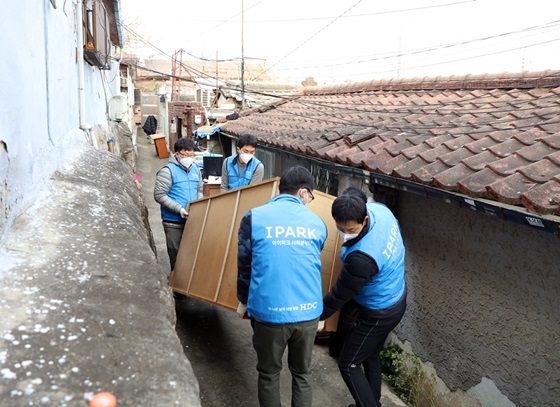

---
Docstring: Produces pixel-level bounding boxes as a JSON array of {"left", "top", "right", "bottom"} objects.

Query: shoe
[{"left": 173, "top": 291, "right": 188, "bottom": 301}]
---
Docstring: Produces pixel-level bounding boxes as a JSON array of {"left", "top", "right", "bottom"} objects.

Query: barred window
[
  {"left": 259, "top": 151, "right": 339, "bottom": 196},
  {"left": 309, "top": 165, "right": 339, "bottom": 196}
]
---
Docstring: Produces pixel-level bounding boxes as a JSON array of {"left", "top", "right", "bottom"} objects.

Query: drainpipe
[
  {"left": 43, "top": 0, "right": 53, "bottom": 145},
  {"left": 76, "top": 0, "right": 96, "bottom": 146}
]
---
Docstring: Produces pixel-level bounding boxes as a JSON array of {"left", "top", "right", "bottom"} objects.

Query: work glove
[
  {"left": 317, "top": 320, "right": 325, "bottom": 332},
  {"left": 236, "top": 302, "right": 248, "bottom": 319},
  {"left": 180, "top": 208, "right": 189, "bottom": 219}
]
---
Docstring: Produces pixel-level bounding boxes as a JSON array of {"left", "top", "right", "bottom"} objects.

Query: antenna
[{"left": 241, "top": 0, "right": 245, "bottom": 109}]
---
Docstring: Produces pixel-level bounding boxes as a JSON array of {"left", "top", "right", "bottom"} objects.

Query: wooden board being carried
[{"left": 169, "top": 177, "right": 342, "bottom": 331}]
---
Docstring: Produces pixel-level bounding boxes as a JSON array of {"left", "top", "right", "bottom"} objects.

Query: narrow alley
[{"left": 135, "top": 133, "right": 406, "bottom": 407}]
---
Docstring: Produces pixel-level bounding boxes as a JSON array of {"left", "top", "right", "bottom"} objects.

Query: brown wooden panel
[
  {"left": 306, "top": 190, "right": 343, "bottom": 331},
  {"left": 170, "top": 178, "right": 279, "bottom": 306},
  {"left": 168, "top": 199, "right": 209, "bottom": 295},
  {"left": 187, "top": 192, "right": 239, "bottom": 302},
  {"left": 216, "top": 180, "right": 280, "bottom": 309},
  {"left": 203, "top": 184, "right": 221, "bottom": 197},
  {"left": 170, "top": 178, "right": 344, "bottom": 331}
]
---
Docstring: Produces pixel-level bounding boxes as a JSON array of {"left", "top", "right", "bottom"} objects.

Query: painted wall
[
  {"left": 395, "top": 193, "right": 559, "bottom": 407},
  {"left": 0, "top": 1, "right": 121, "bottom": 237}
]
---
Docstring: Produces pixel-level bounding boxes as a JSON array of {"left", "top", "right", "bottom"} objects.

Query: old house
[
  {"left": 219, "top": 70, "right": 560, "bottom": 407},
  {"left": 1, "top": 0, "right": 141, "bottom": 235}
]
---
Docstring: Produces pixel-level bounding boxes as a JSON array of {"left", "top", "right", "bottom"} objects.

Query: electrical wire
[
  {"left": 117, "top": 0, "right": 559, "bottom": 82},
  {"left": 113, "top": 4, "right": 560, "bottom": 133},
  {"left": 119, "top": 7, "right": 559, "bottom": 88},
  {"left": 123, "top": 56, "right": 560, "bottom": 124},
  {"left": 274, "top": 21, "right": 560, "bottom": 70},
  {"left": 340, "top": 37, "right": 560, "bottom": 79},
  {"left": 247, "top": 0, "right": 366, "bottom": 82}
]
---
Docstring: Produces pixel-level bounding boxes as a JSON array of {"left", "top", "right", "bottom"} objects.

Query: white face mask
[
  {"left": 179, "top": 157, "right": 193, "bottom": 168},
  {"left": 338, "top": 230, "right": 359, "bottom": 243},
  {"left": 239, "top": 153, "right": 253, "bottom": 164}
]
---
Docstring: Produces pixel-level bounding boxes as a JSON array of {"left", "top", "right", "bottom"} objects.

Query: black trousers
[{"left": 337, "top": 292, "right": 407, "bottom": 407}]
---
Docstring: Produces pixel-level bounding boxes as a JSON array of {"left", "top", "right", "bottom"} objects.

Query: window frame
[{"left": 82, "top": 0, "right": 111, "bottom": 69}]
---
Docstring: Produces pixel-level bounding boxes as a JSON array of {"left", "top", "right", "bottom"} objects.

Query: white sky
[{"left": 119, "top": 0, "right": 560, "bottom": 84}]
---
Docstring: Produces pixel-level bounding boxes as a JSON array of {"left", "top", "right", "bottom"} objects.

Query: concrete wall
[
  {"left": 264, "top": 148, "right": 558, "bottom": 406},
  {"left": 0, "top": 1, "right": 121, "bottom": 237},
  {"left": 0, "top": 147, "right": 201, "bottom": 405},
  {"left": 395, "top": 193, "right": 559, "bottom": 407}
]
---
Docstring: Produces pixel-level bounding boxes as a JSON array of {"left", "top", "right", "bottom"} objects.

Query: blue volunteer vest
[
  {"left": 341, "top": 203, "right": 405, "bottom": 310},
  {"left": 248, "top": 194, "right": 327, "bottom": 323},
  {"left": 160, "top": 162, "right": 200, "bottom": 223},
  {"left": 226, "top": 155, "right": 262, "bottom": 190}
]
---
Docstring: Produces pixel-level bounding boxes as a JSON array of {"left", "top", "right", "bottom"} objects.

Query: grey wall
[{"left": 395, "top": 193, "right": 559, "bottom": 407}]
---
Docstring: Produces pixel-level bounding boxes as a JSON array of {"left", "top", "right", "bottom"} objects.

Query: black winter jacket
[{"left": 142, "top": 115, "right": 158, "bottom": 136}]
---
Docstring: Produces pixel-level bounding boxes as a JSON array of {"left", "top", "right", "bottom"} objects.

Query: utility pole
[
  {"left": 171, "top": 51, "right": 176, "bottom": 101},
  {"left": 215, "top": 49, "right": 219, "bottom": 106},
  {"left": 178, "top": 49, "right": 183, "bottom": 100},
  {"left": 241, "top": 0, "right": 245, "bottom": 110}
]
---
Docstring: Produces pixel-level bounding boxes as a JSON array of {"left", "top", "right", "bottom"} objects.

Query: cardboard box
[{"left": 169, "top": 178, "right": 342, "bottom": 331}]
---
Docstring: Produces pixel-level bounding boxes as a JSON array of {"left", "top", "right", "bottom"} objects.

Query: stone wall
[
  {"left": 0, "top": 147, "right": 201, "bottom": 406},
  {"left": 395, "top": 193, "right": 559, "bottom": 406}
]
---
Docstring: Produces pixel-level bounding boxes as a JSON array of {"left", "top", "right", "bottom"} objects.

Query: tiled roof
[{"left": 220, "top": 71, "right": 560, "bottom": 217}]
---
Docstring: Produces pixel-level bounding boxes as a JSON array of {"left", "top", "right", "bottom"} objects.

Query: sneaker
[{"left": 173, "top": 292, "right": 188, "bottom": 301}]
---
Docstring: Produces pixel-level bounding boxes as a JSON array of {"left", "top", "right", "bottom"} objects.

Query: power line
[
  {"left": 247, "top": 0, "right": 366, "bottom": 82},
  {"left": 340, "top": 37, "right": 560, "bottom": 79},
  {"left": 120, "top": 7, "right": 559, "bottom": 85},
  {"left": 132, "top": 62, "right": 560, "bottom": 123},
  {"left": 179, "top": 0, "right": 475, "bottom": 23},
  {"left": 274, "top": 20, "right": 560, "bottom": 70},
  {"left": 117, "top": 5, "right": 560, "bottom": 127}
]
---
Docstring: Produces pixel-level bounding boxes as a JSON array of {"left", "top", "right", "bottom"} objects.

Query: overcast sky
[{"left": 119, "top": 0, "right": 560, "bottom": 84}]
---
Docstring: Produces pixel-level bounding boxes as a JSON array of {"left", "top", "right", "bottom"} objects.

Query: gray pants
[
  {"left": 251, "top": 318, "right": 319, "bottom": 407},
  {"left": 162, "top": 221, "right": 185, "bottom": 272}
]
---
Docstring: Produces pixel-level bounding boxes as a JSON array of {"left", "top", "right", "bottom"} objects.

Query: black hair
[
  {"left": 174, "top": 137, "right": 196, "bottom": 152},
  {"left": 237, "top": 134, "right": 257, "bottom": 149},
  {"left": 331, "top": 195, "right": 367, "bottom": 223},
  {"left": 279, "top": 166, "right": 314, "bottom": 195},
  {"left": 341, "top": 186, "right": 367, "bottom": 204}
]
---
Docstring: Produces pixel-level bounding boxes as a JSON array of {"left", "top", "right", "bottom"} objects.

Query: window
[
  {"left": 82, "top": 0, "right": 111, "bottom": 69},
  {"left": 196, "top": 89, "right": 217, "bottom": 107}
]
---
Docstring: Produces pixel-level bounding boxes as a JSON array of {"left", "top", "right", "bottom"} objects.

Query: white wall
[{"left": 0, "top": 0, "right": 121, "bottom": 236}]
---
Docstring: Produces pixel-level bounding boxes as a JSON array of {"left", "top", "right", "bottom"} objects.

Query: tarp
[{"left": 193, "top": 125, "right": 220, "bottom": 139}]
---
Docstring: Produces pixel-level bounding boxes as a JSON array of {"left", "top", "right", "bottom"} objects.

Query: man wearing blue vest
[
  {"left": 154, "top": 138, "right": 203, "bottom": 274},
  {"left": 321, "top": 189, "right": 407, "bottom": 407},
  {"left": 220, "top": 134, "right": 264, "bottom": 192},
  {"left": 237, "top": 166, "right": 327, "bottom": 407}
]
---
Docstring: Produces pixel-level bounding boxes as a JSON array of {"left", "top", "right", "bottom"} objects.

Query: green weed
[{"left": 380, "top": 343, "right": 428, "bottom": 406}]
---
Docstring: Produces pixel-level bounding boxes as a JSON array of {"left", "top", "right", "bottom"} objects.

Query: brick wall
[{"left": 167, "top": 102, "right": 206, "bottom": 151}]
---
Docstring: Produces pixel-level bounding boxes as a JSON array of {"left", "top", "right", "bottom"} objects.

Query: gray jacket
[{"left": 154, "top": 154, "right": 203, "bottom": 217}]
